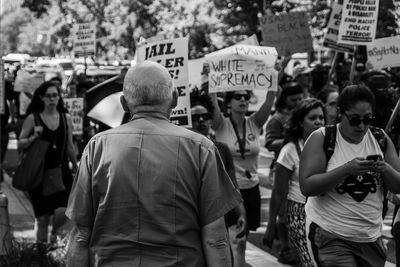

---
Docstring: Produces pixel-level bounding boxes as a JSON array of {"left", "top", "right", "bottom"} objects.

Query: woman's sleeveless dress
[{"left": 28, "top": 112, "right": 73, "bottom": 218}]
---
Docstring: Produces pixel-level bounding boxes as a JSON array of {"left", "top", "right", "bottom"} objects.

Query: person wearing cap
[{"left": 292, "top": 64, "right": 314, "bottom": 98}]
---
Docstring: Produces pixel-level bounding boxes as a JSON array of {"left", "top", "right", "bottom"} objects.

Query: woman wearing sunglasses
[
  {"left": 190, "top": 91, "right": 247, "bottom": 266},
  {"left": 211, "top": 89, "right": 276, "bottom": 266},
  {"left": 299, "top": 85, "right": 400, "bottom": 267}
]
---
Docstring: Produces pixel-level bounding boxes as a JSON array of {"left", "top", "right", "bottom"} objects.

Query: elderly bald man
[{"left": 66, "top": 61, "right": 242, "bottom": 267}]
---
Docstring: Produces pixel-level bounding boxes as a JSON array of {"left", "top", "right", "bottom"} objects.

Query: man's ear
[
  {"left": 120, "top": 95, "right": 130, "bottom": 112},
  {"left": 170, "top": 90, "right": 178, "bottom": 109}
]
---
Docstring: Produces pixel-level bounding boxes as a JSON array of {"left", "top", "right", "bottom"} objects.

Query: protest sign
[
  {"left": 366, "top": 36, "right": 400, "bottom": 69},
  {"left": 0, "top": 62, "right": 4, "bottom": 114},
  {"left": 188, "top": 58, "right": 206, "bottom": 92},
  {"left": 323, "top": 2, "right": 354, "bottom": 53},
  {"left": 338, "top": 0, "right": 379, "bottom": 44},
  {"left": 13, "top": 70, "right": 44, "bottom": 94},
  {"left": 237, "top": 34, "right": 259, "bottom": 46},
  {"left": 206, "top": 44, "right": 278, "bottom": 93},
  {"left": 188, "top": 35, "right": 261, "bottom": 93},
  {"left": 73, "top": 22, "right": 96, "bottom": 56},
  {"left": 64, "top": 98, "right": 84, "bottom": 135},
  {"left": 259, "top": 12, "right": 313, "bottom": 56},
  {"left": 19, "top": 93, "right": 31, "bottom": 116},
  {"left": 137, "top": 37, "right": 191, "bottom": 127}
]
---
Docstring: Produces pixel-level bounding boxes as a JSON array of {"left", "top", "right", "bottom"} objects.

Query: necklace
[
  {"left": 49, "top": 129, "right": 57, "bottom": 150},
  {"left": 41, "top": 112, "right": 59, "bottom": 150}
]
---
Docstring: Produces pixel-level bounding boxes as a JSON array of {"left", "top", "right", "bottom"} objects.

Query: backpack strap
[
  {"left": 294, "top": 140, "right": 302, "bottom": 158},
  {"left": 33, "top": 113, "right": 41, "bottom": 128},
  {"left": 369, "top": 126, "right": 388, "bottom": 201},
  {"left": 59, "top": 112, "right": 67, "bottom": 164},
  {"left": 323, "top": 125, "right": 337, "bottom": 168},
  {"left": 369, "top": 126, "right": 387, "bottom": 154}
]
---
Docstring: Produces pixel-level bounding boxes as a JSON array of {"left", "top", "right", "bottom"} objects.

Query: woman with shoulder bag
[{"left": 18, "top": 81, "right": 78, "bottom": 245}]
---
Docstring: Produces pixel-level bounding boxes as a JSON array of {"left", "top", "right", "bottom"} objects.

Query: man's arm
[
  {"left": 201, "top": 216, "right": 232, "bottom": 267},
  {"left": 67, "top": 224, "right": 91, "bottom": 267}
]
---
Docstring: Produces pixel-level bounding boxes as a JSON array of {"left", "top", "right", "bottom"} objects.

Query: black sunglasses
[
  {"left": 192, "top": 113, "right": 212, "bottom": 122},
  {"left": 344, "top": 113, "right": 374, "bottom": 126},
  {"left": 232, "top": 94, "right": 251, "bottom": 101}
]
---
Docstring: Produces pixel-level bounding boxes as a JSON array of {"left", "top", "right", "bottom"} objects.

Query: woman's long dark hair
[
  {"left": 25, "top": 81, "right": 68, "bottom": 115},
  {"left": 284, "top": 98, "right": 324, "bottom": 143}
]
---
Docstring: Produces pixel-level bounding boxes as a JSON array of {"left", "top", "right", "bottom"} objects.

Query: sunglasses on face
[
  {"left": 192, "top": 113, "right": 211, "bottom": 122},
  {"left": 232, "top": 94, "right": 251, "bottom": 101},
  {"left": 344, "top": 113, "right": 374, "bottom": 126}
]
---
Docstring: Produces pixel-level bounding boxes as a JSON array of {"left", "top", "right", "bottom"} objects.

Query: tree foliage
[{"left": 3, "top": 0, "right": 399, "bottom": 59}]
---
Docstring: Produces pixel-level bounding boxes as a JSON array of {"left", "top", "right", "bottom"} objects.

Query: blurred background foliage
[{"left": 1, "top": 0, "right": 399, "bottom": 59}]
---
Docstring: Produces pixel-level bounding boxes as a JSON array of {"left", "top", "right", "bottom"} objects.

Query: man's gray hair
[{"left": 123, "top": 61, "right": 173, "bottom": 109}]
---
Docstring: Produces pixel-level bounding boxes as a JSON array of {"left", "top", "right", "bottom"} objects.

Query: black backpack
[{"left": 323, "top": 125, "right": 389, "bottom": 216}]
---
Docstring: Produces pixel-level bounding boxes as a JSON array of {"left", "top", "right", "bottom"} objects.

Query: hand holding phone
[{"left": 366, "top": 154, "right": 382, "bottom": 161}]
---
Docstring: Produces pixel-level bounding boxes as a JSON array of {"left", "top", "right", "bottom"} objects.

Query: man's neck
[{"left": 130, "top": 105, "right": 170, "bottom": 119}]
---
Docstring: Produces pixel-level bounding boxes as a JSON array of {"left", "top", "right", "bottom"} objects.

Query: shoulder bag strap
[{"left": 59, "top": 113, "right": 67, "bottom": 166}]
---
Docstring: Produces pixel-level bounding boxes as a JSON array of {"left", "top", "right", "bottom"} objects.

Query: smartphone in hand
[{"left": 366, "top": 154, "right": 382, "bottom": 161}]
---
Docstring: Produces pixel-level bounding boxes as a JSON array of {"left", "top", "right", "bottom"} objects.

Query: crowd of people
[{"left": 1, "top": 51, "right": 400, "bottom": 267}]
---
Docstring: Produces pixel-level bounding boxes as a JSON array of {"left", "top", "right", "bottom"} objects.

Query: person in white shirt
[
  {"left": 300, "top": 84, "right": 400, "bottom": 267},
  {"left": 264, "top": 98, "right": 324, "bottom": 267}
]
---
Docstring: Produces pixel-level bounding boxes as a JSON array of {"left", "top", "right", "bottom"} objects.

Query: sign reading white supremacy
[
  {"left": 338, "top": 0, "right": 379, "bottom": 44},
  {"left": 259, "top": 12, "right": 313, "bottom": 56},
  {"left": 323, "top": 2, "right": 354, "bottom": 53},
  {"left": 367, "top": 36, "right": 400, "bottom": 69},
  {"left": 188, "top": 34, "right": 260, "bottom": 93},
  {"left": 206, "top": 45, "right": 278, "bottom": 93},
  {"left": 137, "top": 37, "right": 191, "bottom": 127},
  {"left": 73, "top": 22, "right": 96, "bottom": 56},
  {"left": 64, "top": 98, "right": 84, "bottom": 135}
]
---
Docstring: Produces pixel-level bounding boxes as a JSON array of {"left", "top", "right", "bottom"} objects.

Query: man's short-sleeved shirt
[{"left": 66, "top": 112, "right": 242, "bottom": 267}]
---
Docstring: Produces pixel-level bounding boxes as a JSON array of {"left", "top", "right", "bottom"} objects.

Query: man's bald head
[{"left": 123, "top": 61, "right": 174, "bottom": 111}]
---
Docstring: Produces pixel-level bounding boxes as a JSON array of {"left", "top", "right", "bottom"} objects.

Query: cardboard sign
[
  {"left": 19, "top": 92, "right": 31, "bottom": 116},
  {"left": 338, "top": 0, "right": 379, "bottom": 44},
  {"left": 137, "top": 37, "right": 191, "bottom": 127},
  {"left": 188, "top": 58, "right": 206, "bottom": 92},
  {"left": 188, "top": 35, "right": 260, "bottom": 93},
  {"left": 237, "top": 34, "right": 259, "bottom": 46},
  {"left": 323, "top": 3, "right": 354, "bottom": 53},
  {"left": 367, "top": 36, "right": 400, "bottom": 69},
  {"left": 64, "top": 98, "right": 84, "bottom": 135},
  {"left": 14, "top": 69, "right": 44, "bottom": 93},
  {"left": 206, "top": 45, "right": 278, "bottom": 93},
  {"left": 259, "top": 12, "right": 313, "bottom": 56},
  {"left": 73, "top": 22, "right": 96, "bottom": 56}
]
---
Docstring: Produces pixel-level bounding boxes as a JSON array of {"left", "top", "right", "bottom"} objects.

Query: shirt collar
[{"left": 131, "top": 111, "right": 170, "bottom": 122}]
